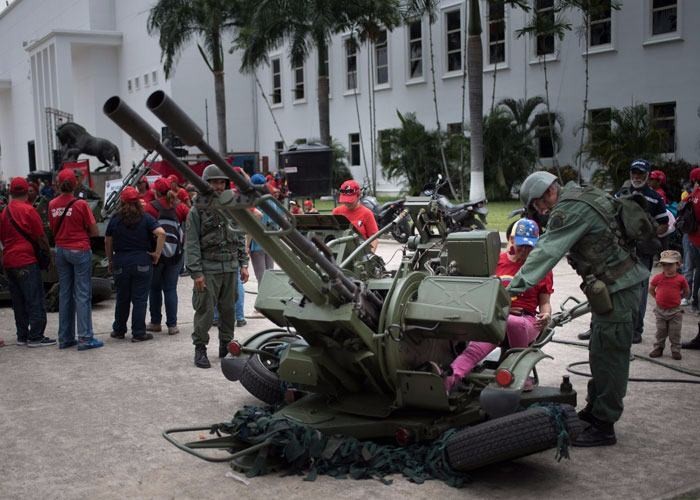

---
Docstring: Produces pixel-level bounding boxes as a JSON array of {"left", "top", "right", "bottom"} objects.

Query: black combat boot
[
  {"left": 577, "top": 329, "right": 591, "bottom": 341},
  {"left": 194, "top": 345, "right": 211, "bottom": 369},
  {"left": 219, "top": 342, "right": 229, "bottom": 359},
  {"left": 682, "top": 327, "right": 700, "bottom": 350},
  {"left": 572, "top": 418, "right": 616, "bottom": 447},
  {"left": 577, "top": 404, "right": 594, "bottom": 425}
]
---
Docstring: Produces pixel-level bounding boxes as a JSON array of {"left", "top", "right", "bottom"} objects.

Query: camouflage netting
[{"left": 210, "top": 406, "right": 470, "bottom": 488}]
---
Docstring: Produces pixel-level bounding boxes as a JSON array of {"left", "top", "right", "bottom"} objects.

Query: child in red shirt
[{"left": 649, "top": 250, "right": 689, "bottom": 360}]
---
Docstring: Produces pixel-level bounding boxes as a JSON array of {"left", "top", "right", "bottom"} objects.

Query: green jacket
[
  {"left": 508, "top": 183, "right": 649, "bottom": 296},
  {"left": 185, "top": 205, "right": 248, "bottom": 278}
]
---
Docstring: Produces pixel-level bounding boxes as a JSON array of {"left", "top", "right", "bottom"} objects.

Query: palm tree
[
  {"left": 516, "top": 1, "right": 571, "bottom": 182},
  {"left": 148, "top": 0, "right": 243, "bottom": 155},
  {"left": 238, "top": 0, "right": 400, "bottom": 153}
]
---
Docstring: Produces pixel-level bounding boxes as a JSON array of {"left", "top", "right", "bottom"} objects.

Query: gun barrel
[
  {"left": 145, "top": 91, "right": 369, "bottom": 311},
  {"left": 103, "top": 96, "right": 211, "bottom": 194}
]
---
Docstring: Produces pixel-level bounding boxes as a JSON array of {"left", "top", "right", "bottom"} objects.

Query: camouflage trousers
[
  {"left": 191, "top": 271, "right": 238, "bottom": 347},
  {"left": 587, "top": 285, "right": 641, "bottom": 424}
]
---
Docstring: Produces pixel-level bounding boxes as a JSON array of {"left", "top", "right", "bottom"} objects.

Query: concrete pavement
[{"left": 1, "top": 239, "right": 699, "bottom": 499}]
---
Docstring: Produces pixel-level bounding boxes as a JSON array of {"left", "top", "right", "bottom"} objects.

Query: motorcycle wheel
[
  {"left": 445, "top": 404, "right": 582, "bottom": 471},
  {"left": 391, "top": 218, "right": 412, "bottom": 244},
  {"left": 239, "top": 335, "right": 304, "bottom": 405}
]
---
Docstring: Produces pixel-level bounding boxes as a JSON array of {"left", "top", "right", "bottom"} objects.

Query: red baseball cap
[
  {"left": 690, "top": 168, "right": 700, "bottom": 183},
  {"left": 154, "top": 177, "right": 171, "bottom": 195},
  {"left": 303, "top": 199, "right": 313, "bottom": 208},
  {"left": 57, "top": 168, "right": 78, "bottom": 187},
  {"left": 120, "top": 186, "right": 140, "bottom": 203},
  {"left": 339, "top": 180, "right": 361, "bottom": 203},
  {"left": 9, "top": 177, "right": 29, "bottom": 195},
  {"left": 167, "top": 174, "right": 179, "bottom": 185}
]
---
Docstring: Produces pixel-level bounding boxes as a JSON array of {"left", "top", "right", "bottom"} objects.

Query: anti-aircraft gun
[{"left": 104, "top": 92, "right": 586, "bottom": 474}]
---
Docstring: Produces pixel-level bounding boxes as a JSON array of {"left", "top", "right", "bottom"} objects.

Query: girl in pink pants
[{"left": 445, "top": 218, "right": 553, "bottom": 391}]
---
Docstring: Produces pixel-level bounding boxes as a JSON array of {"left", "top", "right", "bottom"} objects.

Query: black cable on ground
[{"left": 552, "top": 338, "right": 700, "bottom": 384}]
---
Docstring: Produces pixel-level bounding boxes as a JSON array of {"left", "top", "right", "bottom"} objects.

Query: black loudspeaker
[
  {"left": 281, "top": 143, "right": 333, "bottom": 197},
  {"left": 27, "top": 141, "right": 36, "bottom": 172}
]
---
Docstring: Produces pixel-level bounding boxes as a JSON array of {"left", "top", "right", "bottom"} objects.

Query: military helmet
[
  {"left": 519, "top": 171, "right": 557, "bottom": 207},
  {"left": 202, "top": 164, "right": 228, "bottom": 182}
]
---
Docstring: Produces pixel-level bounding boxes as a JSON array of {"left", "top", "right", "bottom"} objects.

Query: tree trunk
[
  {"left": 214, "top": 70, "right": 228, "bottom": 155},
  {"left": 578, "top": 12, "right": 590, "bottom": 184},
  {"left": 542, "top": 59, "right": 562, "bottom": 182},
  {"left": 317, "top": 42, "right": 331, "bottom": 147},
  {"left": 467, "top": 0, "right": 486, "bottom": 201}
]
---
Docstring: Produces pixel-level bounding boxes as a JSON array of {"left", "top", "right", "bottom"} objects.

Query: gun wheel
[
  {"left": 239, "top": 336, "right": 300, "bottom": 405},
  {"left": 445, "top": 404, "right": 583, "bottom": 472}
]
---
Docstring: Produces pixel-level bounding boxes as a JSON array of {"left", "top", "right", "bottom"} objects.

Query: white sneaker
[{"left": 681, "top": 298, "right": 689, "bottom": 306}]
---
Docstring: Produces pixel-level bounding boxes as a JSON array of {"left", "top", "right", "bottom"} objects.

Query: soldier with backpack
[
  {"left": 510, "top": 171, "right": 652, "bottom": 447},
  {"left": 144, "top": 177, "right": 189, "bottom": 336}
]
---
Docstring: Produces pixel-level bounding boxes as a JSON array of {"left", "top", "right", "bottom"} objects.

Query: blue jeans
[
  {"left": 682, "top": 234, "right": 695, "bottom": 294},
  {"left": 113, "top": 263, "right": 153, "bottom": 337},
  {"left": 634, "top": 253, "right": 654, "bottom": 338},
  {"left": 56, "top": 247, "right": 94, "bottom": 344},
  {"left": 235, "top": 270, "right": 244, "bottom": 321},
  {"left": 5, "top": 264, "right": 46, "bottom": 342},
  {"left": 149, "top": 256, "right": 182, "bottom": 327}
]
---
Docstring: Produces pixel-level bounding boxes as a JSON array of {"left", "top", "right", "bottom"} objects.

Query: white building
[{"left": 1, "top": 0, "right": 698, "bottom": 195}]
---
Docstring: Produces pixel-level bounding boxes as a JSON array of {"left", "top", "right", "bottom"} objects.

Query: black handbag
[{"left": 5, "top": 206, "right": 51, "bottom": 270}]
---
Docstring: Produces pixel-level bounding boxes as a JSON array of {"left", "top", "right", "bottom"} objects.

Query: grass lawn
[{"left": 310, "top": 198, "right": 522, "bottom": 232}]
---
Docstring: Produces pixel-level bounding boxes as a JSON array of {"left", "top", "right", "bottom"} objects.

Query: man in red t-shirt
[
  {"left": 0, "top": 177, "right": 54, "bottom": 347},
  {"left": 332, "top": 179, "right": 379, "bottom": 251},
  {"left": 446, "top": 218, "right": 553, "bottom": 391}
]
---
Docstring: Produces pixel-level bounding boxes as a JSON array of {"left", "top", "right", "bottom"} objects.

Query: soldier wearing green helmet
[
  {"left": 508, "top": 171, "right": 649, "bottom": 447},
  {"left": 185, "top": 164, "right": 249, "bottom": 369}
]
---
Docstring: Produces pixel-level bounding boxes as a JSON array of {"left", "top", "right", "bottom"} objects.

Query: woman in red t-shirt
[
  {"left": 48, "top": 169, "right": 101, "bottom": 350},
  {"left": 445, "top": 218, "right": 553, "bottom": 391}
]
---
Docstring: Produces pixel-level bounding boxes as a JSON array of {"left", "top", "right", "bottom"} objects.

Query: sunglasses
[{"left": 340, "top": 187, "right": 359, "bottom": 195}]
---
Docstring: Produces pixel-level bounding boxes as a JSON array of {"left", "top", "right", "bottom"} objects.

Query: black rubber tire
[
  {"left": 391, "top": 219, "right": 412, "bottom": 244},
  {"left": 239, "top": 336, "right": 300, "bottom": 405},
  {"left": 91, "top": 277, "right": 113, "bottom": 304},
  {"left": 445, "top": 404, "right": 583, "bottom": 472}
]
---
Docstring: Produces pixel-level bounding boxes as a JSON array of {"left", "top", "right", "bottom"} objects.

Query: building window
[
  {"left": 134, "top": 76, "right": 140, "bottom": 91},
  {"left": 408, "top": 20, "right": 423, "bottom": 79},
  {"left": 589, "top": 2, "right": 612, "bottom": 46},
  {"left": 375, "top": 30, "right": 389, "bottom": 86},
  {"left": 445, "top": 10, "right": 462, "bottom": 72},
  {"left": 345, "top": 39, "right": 358, "bottom": 91},
  {"left": 488, "top": 2, "right": 506, "bottom": 64},
  {"left": 651, "top": 102, "right": 676, "bottom": 153},
  {"left": 293, "top": 62, "right": 305, "bottom": 101},
  {"left": 535, "top": 113, "right": 556, "bottom": 158},
  {"left": 271, "top": 57, "right": 282, "bottom": 104},
  {"left": 535, "top": 0, "right": 555, "bottom": 56},
  {"left": 588, "top": 107, "right": 612, "bottom": 142},
  {"left": 144, "top": 73, "right": 150, "bottom": 87},
  {"left": 652, "top": 0, "right": 677, "bottom": 35},
  {"left": 378, "top": 129, "right": 392, "bottom": 166},
  {"left": 349, "top": 133, "right": 360, "bottom": 166},
  {"left": 152, "top": 71, "right": 158, "bottom": 85},
  {"left": 127, "top": 79, "right": 132, "bottom": 93},
  {"left": 274, "top": 140, "right": 284, "bottom": 170}
]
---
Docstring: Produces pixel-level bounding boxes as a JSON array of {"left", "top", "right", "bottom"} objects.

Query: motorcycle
[
  {"left": 359, "top": 192, "right": 411, "bottom": 243},
  {"left": 422, "top": 175, "right": 488, "bottom": 233}
]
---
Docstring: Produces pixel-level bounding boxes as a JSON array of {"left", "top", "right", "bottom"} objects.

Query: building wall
[{"left": 252, "top": 0, "right": 700, "bottom": 194}]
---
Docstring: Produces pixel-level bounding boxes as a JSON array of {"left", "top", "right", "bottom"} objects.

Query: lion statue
[{"left": 56, "top": 122, "right": 120, "bottom": 168}]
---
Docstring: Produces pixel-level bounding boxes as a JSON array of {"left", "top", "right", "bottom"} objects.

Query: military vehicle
[{"left": 104, "top": 91, "right": 587, "bottom": 477}]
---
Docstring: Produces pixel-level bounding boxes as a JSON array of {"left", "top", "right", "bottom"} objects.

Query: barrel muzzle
[
  {"left": 146, "top": 90, "right": 203, "bottom": 147},
  {"left": 103, "top": 96, "right": 160, "bottom": 151}
]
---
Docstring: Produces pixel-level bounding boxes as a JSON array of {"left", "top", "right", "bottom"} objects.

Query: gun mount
[{"left": 105, "top": 93, "right": 584, "bottom": 472}]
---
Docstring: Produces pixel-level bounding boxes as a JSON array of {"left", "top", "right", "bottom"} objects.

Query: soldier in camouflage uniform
[
  {"left": 185, "top": 164, "right": 249, "bottom": 368},
  {"left": 508, "top": 172, "right": 649, "bottom": 447}
]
